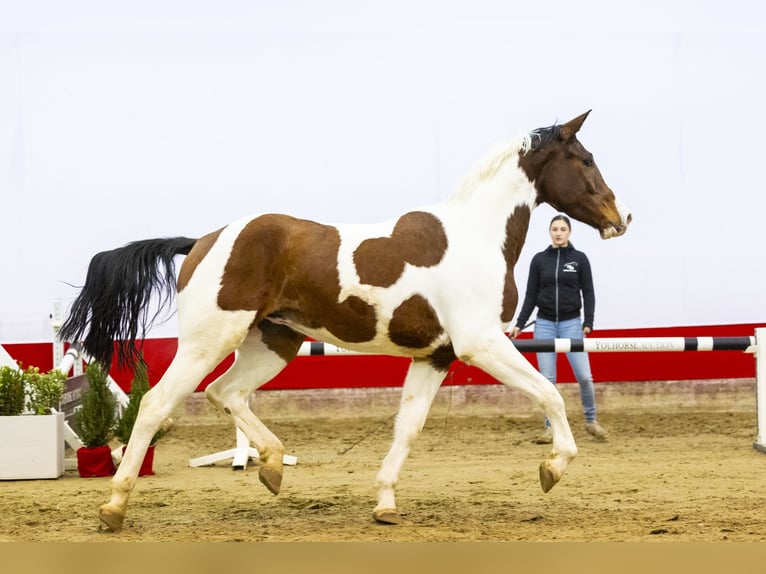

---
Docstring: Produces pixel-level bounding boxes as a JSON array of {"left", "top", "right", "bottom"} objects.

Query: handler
[{"left": 510, "top": 214, "right": 608, "bottom": 444}]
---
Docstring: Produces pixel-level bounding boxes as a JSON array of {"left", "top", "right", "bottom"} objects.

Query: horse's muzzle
[{"left": 600, "top": 212, "right": 632, "bottom": 239}]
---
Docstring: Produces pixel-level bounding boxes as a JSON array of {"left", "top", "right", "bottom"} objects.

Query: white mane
[{"left": 450, "top": 133, "right": 532, "bottom": 202}]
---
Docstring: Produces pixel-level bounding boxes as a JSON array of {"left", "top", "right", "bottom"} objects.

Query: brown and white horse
[{"left": 59, "top": 110, "right": 631, "bottom": 532}]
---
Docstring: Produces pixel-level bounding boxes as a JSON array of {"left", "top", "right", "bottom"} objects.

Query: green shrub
[
  {"left": 23, "top": 366, "right": 66, "bottom": 415},
  {"left": 0, "top": 365, "right": 66, "bottom": 416},
  {"left": 73, "top": 362, "right": 117, "bottom": 448},
  {"left": 0, "top": 366, "right": 25, "bottom": 416},
  {"left": 114, "top": 360, "right": 164, "bottom": 445}
]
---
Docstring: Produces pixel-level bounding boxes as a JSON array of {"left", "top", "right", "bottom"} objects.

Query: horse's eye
[{"left": 583, "top": 158, "right": 594, "bottom": 167}]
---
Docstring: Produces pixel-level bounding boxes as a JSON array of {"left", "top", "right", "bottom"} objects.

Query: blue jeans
[{"left": 535, "top": 317, "right": 597, "bottom": 424}]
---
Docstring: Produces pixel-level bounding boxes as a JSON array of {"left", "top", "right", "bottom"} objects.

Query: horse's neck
[{"left": 444, "top": 161, "right": 537, "bottom": 236}]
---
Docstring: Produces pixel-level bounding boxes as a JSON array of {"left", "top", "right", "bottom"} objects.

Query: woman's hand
[
  {"left": 509, "top": 326, "right": 521, "bottom": 339},
  {"left": 583, "top": 326, "right": 592, "bottom": 335}
]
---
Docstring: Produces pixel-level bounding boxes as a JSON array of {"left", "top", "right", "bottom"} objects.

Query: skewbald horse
[{"left": 60, "top": 111, "right": 631, "bottom": 532}]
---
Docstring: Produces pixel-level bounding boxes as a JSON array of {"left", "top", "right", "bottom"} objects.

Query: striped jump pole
[
  {"left": 297, "top": 336, "right": 756, "bottom": 356},
  {"left": 509, "top": 336, "right": 756, "bottom": 353},
  {"left": 298, "top": 330, "right": 766, "bottom": 453}
]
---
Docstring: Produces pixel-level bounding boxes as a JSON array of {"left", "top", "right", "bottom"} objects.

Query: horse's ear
[{"left": 559, "top": 110, "right": 592, "bottom": 141}]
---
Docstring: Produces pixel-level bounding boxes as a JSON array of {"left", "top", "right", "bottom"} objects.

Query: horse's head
[{"left": 519, "top": 111, "right": 632, "bottom": 239}]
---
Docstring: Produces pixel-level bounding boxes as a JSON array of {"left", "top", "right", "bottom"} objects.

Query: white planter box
[{"left": 0, "top": 412, "right": 65, "bottom": 479}]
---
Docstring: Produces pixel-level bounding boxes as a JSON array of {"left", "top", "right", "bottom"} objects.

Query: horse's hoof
[
  {"left": 538, "top": 460, "right": 558, "bottom": 493},
  {"left": 373, "top": 508, "right": 402, "bottom": 525},
  {"left": 99, "top": 504, "right": 125, "bottom": 532},
  {"left": 258, "top": 466, "right": 283, "bottom": 495}
]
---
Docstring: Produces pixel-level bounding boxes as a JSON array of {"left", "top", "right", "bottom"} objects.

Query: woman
[{"left": 510, "top": 214, "right": 608, "bottom": 444}]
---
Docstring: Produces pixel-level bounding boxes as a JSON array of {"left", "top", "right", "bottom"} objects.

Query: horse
[{"left": 59, "top": 110, "right": 631, "bottom": 532}]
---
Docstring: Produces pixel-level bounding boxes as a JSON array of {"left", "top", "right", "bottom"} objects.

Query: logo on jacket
[{"left": 562, "top": 261, "right": 578, "bottom": 272}]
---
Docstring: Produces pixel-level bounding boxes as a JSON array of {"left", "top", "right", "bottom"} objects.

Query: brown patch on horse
[
  {"left": 501, "top": 204, "right": 531, "bottom": 323},
  {"left": 258, "top": 319, "right": 305, "bottom": 363},
  {"left": 427, "top": 343, "right": 457, "bottom": 372},
  {"left": 353, "top": 211, "right": 448, "bottom": 287},
  {"left": 388, "top": 294, "right": 443, "bottom": 349},
  {"left": 218, "top": 214, "right": 378, "bottom": 343},
  {"left": 177, "top": 229, "right": 222, "bottom": 292}
]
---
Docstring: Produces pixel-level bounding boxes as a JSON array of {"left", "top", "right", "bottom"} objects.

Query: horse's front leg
[
  {"left": 460, "top": 332, "right": 577, "bottom": 492},
  {"left": 373, "top": 359, "right": 445, "bottom": 524}
]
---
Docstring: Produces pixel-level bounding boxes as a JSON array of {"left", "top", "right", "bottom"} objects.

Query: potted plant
[
  {"left": 0, "top": 365, "right": 66, "bottom": 480},
  {"left": 114, "top": 360, "right": 165, "bottom": 476},
  {"left": 72, "top": 362, "right": 117, "bottom": 477}
]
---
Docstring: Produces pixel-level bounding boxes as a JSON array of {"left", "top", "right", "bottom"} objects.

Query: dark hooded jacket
[{"left": 515, "top": 243, "right": 595, "bottom": 330}]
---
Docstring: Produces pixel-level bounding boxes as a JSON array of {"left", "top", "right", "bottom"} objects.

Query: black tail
[{"left": 59, "top": 237, "right": 198, "bottom": 369}]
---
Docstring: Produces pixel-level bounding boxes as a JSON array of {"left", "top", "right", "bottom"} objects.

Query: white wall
[{"left": 1, "top": 0, "right": 764, "bottom": 342}]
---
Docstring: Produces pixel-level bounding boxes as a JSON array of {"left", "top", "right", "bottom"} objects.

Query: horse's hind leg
[
  {"left": 204, "top": 322, "right": 303, "bottom": 495},
  {"left": 373, "top": 359, "right": 446, "bottom": 524},
  {"left": 99, "top": 312, "right": 256, "bottom": 532}
]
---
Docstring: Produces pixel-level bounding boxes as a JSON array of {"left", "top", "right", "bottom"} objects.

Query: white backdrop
[{"left": 1, "top": 0, "right": 764, "bottom": 343}]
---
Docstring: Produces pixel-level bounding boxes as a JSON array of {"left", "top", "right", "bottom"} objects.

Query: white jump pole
[
  {"left": 189, "top": 428, "right": 298, "bottom": 470},
  {"left": 0, "top": 344, "right": 18, "bottom": 368},
  {"left": 53, "top": 344, "right": 85, "bottom": 452},
  {"left": 56, "top": 343, "right": 82, "bottom": 376},
  {"left": 754, "top": 328, "right": 766, "bottom": 453}
]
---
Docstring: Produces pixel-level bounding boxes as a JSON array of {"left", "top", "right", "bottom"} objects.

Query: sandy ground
[{"left": 1, "top": 380, "right": 765, "bottom": 542}]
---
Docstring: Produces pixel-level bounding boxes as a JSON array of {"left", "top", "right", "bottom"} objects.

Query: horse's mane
[
  {"left": 450, "top": 123, "right": 562, "bottom": 202},
  {"left": 529, "top": 124, "right": 561, "bottom": 152}
]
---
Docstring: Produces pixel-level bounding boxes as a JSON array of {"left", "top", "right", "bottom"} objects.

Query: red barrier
[{"left": 3, "top": 323, "right": 763, "bottom": 392}]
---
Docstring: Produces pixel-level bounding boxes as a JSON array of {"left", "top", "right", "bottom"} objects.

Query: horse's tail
[{"left": 59, "top": 237, "right": 198, "bottom": 369}]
